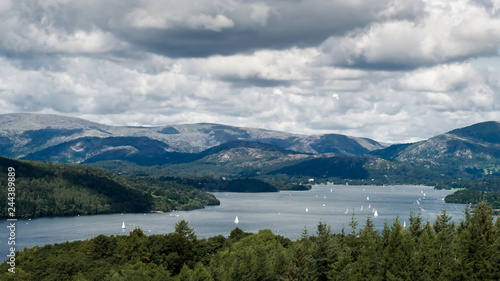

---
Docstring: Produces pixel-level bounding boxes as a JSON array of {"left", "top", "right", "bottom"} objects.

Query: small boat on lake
[
  {"left": 122, "top": 222, "right": 126, "bottom": 229},
  {"left": 234, "top": 216, "right": 239, "bottom": 224}
]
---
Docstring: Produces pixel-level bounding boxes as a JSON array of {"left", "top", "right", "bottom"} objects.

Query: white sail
[
  {"left": 403, "top": 221, "right": 406, "bottom": 228},
  {"left": 234, "top": 216, "right": 239, "bottom": 224},
  {"left": 367, "top": 196, "right": 370, "bottom": 200},
  {"left": 360, "top": 205, "right": 363, "bottom": 211},
  {"left": 345, "top": 208, "right": 348, "bottom": 214},
  {"left": 122, "top": 221, "right": 126, "bottom": 229},
  {"left": 305, "top": 208, "right": 309, "bottom": 212},
  {"left": 374, "top": 210, "right": 378, "bottom": 217}
]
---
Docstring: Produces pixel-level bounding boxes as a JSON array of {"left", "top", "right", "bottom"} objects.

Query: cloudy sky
[{"left": 0, "top": 0, "right": 499, "bottom": 143}]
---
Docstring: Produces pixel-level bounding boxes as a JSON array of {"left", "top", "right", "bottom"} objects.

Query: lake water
[{"left": 1, "top": 185, "right": 465, "bottom": 260}]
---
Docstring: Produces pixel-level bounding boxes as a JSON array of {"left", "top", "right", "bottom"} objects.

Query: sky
[{"left": 0, "top": 0, "right": 499, "bottom": 143}]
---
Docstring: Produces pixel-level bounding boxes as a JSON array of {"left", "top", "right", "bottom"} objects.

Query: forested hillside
[
  {"left": 441, "top": 176, "right": 500, "bottom": 211},
  {"left": 1, "top": 202, "right": 499, "bottom": 280},
  {"left": 0, "top": 156, "right": 219, "bottom": 218}
]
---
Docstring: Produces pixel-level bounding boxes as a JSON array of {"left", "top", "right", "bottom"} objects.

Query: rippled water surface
[{"left": 1, "top": 185, "right": 465, "bottom": 259}]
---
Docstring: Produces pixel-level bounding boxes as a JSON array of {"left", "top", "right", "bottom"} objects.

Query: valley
[{"left": 0, "top": 113, "right": 499, "bottom": 215}]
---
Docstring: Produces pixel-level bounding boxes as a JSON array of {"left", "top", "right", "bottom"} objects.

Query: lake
[{"left": 1, "top": 185, "right": 465, "bottom": 260}]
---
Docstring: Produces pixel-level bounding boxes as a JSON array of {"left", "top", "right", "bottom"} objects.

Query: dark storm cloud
[
  {"left": 0, "top": 0, "right": 499, "bottom": 143},
  {"left": 222, "top": 77, "right": 291, "bottom": 88},
  {"left": 2, "top": 0, "right": 404, "bottom": 59},
  {"left": 107, "top": 0, "right": 392, "bottom": 58}
]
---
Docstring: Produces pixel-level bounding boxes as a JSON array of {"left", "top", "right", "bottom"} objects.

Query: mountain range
[
  {"left": 1, "top": 113, "right": 499, "bottom": 181},
  {"left": 0, "top": 113, "right": 386, "bottom": 161},
  {"left": 371, "top": 121, "right": 500, "bottom": 177}
]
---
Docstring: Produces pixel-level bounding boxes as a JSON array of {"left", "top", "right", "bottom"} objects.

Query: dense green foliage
[
  {"left": 159, "top": 176, "right": 292, "bottom": 192},
  {"left": 224, "top": 178, "right": 278, "bottom": 192},
  {"left": 2, "top": 202, "right": 500, "bottom": 280},
  {"left": 441, "top": 177, "right": 500, "bottom": 211},
  {"left": 88, "top": 155, "right": 455, "bottom": 190},
  {"left": 271, "top": 155, "right": 369, "bottom": 179},
  {"left": 0, "top": 156, "right": 219, "bottom": 218}
]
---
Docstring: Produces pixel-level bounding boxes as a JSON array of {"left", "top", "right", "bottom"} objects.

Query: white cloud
[
  {"left": 186, "top": 14, "right": 234, "bottom": 31},
  {"left": 319, "top": 0, "right": 500, "bottom": 69},
  {"left": 0, "top": 0, "right": 499, "bottom": 144},
  {"left": 399, "top": 63, "right": 478, "bottom": 92},
  {"left": 249, "top": 3, "right": 271, "bottom": 26}
]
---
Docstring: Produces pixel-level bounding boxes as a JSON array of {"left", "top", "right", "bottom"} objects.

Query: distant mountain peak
[
  {"left": 0, "top": 113, "right": 387, "bottom": 163},
  {"left": 370, "top": 120, "right": 500, "bottom": 176},
  {"left": 448, "top": 121, "right": 500, "bottom": 144}
]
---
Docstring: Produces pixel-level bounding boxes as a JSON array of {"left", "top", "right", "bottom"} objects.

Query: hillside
[
  {"left": 0, "top": 156, "right": 219, "bottom": 218},
  {"left": 437, "top": 176, "right": 500, "bottom": 212},
  {"left": 371, "top": 121, "right": 500, "bottom": 177},
  {"left": 157, "top": 140, "right": 312, "bottom": 177},
  {"left": 0, "top": 113, "right": 387, "bottom": 165},
  {"left": 23, "top": 136, "right": 198, "bottom": 165},
  {"left": 2, "top": 113, "right": 500, "bottom": 187}
]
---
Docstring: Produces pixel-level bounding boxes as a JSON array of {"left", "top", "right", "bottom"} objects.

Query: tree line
[
  {"left": 0, "top": 156, "right": 219, "bottom": 218},
  {"left": 441, "top": 176, "right": 500, "bottom": 212},
  {"left": 1, "top": 202, "right": 499, "bottom": 280}
]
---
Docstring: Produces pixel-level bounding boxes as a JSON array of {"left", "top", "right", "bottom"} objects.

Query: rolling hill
[
  {"left": 0, "top": 113, "right": 387, "bottom": 165},
  {"left": 1, "top": 113, "right": 500, "bottom": 184},
  {"left": 371, "top": 121, "right": 500, "bottom": 177},
  {"left": 0, "top": 156, "right": 219, "bottom": 218}
]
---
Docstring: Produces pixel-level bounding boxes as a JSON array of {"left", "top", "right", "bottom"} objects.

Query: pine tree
[
  {"left": 282, "top": 243, "right": 311, "bottom": 281},
  {"left": 456, "top": 201, "right": 499, "bottom": 280},
  {"left": 408, "top": 210, "right": 423, "bottom": 239},
  {"left": 413, "top": 221, "right": 436, "bottom": 280},
  {"left": 343, "top": 217, "right": 381, "bottom": 281},
  {"left": 378, "top": 217, "right": 414, "bottom": 280},
  {"left": 309, "top": 221, "right": 336, "bottom": 281},
  {"left": 175, "top": 220, "right": 197, "bottom": 241},
  {"left": 432, "top": 208, "right": 456, "bottom": 279}
]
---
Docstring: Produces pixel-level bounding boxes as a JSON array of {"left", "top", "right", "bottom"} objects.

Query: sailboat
[
  {"left": 374, "top": 209, "right": 378, "bottom": 217},
  {"left": 122, "top": 221, "right": 126, "bottom": 229},
  {"left": 345, "top": 208, "right": 348, "bottom": 214},
  {"left": 305, "top": 208, "right": 309, "bottom": 213},
  {"left": 403, "top": 221, "right": 406, "bottom": 228},
  {"left": 367, "top": 196, "right": 370, "bottom": 200},
  {"left": 360, "top": 205, "right": 363, "bottom": 211},
  {"left": 234, "top": 216, "right": 239, "bottom": 224}
]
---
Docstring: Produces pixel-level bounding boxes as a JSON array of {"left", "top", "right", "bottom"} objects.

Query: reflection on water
[{"left": 1, "top": 185, "right": 464, "bottom": 259}]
